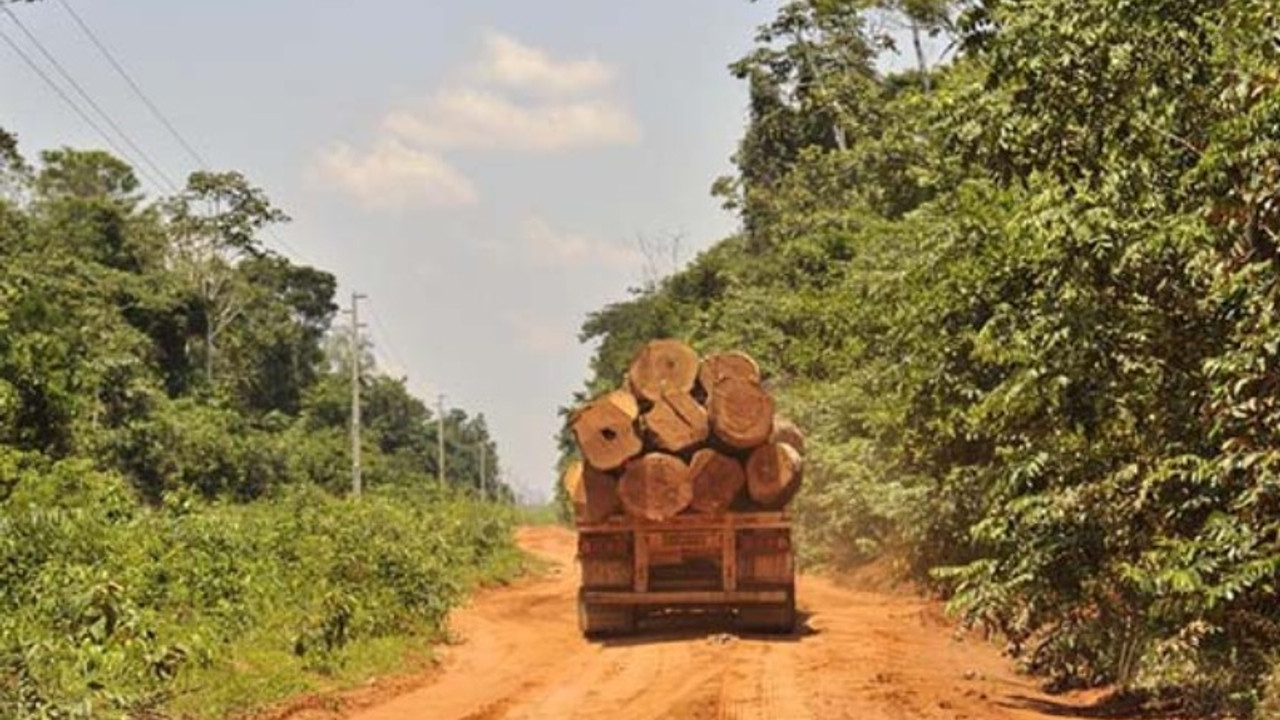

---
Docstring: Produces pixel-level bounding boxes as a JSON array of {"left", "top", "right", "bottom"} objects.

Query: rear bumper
[{"left": 582, "top": 589, "right": 789, "bottom": 606}]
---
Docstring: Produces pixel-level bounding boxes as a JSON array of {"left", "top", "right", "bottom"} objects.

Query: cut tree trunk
[
  {"left": 688, "top": 448, "right": 746, "bottom": 514},
  {"left": 571, "top": 390, "right": 643, "bottom": 471},
  {"left": 643, "top": 390, "right": 709, "bottom": 453},
  {"left": 708, "top": 377, "right": 775, "bottom": 450},
  {"left": 746, "top": 441, "right": 803, "bottom": 509},
  {"left": 771, "top": 417, "right": 806, "bottom": 455},
  {"left": 627, "top": 339, "right": 700, "bottom": 403},
  {"left": 699, "top": 351, "right": 761, "bottom": 394},
  {"left": 563, "top": 460, "right": 587, "bottom": 519},
  {"left": 618, "top": 453, "right": 693, "bottom": 521},
  {"left": 581, "top": 465, "right": 621, "bottom": 523}
]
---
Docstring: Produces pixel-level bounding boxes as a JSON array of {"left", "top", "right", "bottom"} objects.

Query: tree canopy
[{"left": 571, "top": 0, "right": 1280, "bottom": 714}]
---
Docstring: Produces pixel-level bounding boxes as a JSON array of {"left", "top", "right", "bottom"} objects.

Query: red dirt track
[{"left": 295, "top": 526, "right": 1155, "bottom": 720}]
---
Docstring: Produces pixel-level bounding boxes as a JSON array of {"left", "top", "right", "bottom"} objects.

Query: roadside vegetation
[
  {"left": 0, "top": 135, "right": 517, "bottom": 718},
  {"left": 569, "top": 0, "right": 1280, "bottom": 715}
]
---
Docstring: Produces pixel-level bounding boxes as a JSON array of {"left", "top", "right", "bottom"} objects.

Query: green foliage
[
  {"left": 0, "top": 135, "right": 519, "bottom": 718},
  {"left": 572, "top": 0, "right": 1280, "bottom": 714},
  {"left": 0, "top": 463, "right": 518, "bottom": 719}
]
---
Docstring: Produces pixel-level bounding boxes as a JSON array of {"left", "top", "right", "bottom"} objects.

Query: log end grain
[
  {"left": 571, "top": 395, "right": 644, "bottom": 471},
  {"left": 708, "top": 377, "right": 775, "bottom": 450},
  {"left": 618, "top": 453, "right": 693, "bottom": 521},
  {"left": 688, "top": 448, "right": 746, "bottom": 514},
  {"left": 627, "top": 339, "right": 700, "bottom": 403},
  {"left": 643, "top": 391, "right": 710, "bottom": 453},
  {"left": 745, "top": 441, "right": 803, "bottom": 509},
  {"left": 699, "top": 351, "right": 761, "bottom": 393}
]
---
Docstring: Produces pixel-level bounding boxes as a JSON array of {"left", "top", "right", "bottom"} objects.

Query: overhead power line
[
  {"left": 2, "top": 4, "right": 179, "bottom": 192},
  {"left": 365, "top": 300, "right": 411, "bottom": 378},
  {"left": 6, "top": 1, "right": 322, "bottom": 271},
  {"left": 55, "top": 0, "right": 209, "bottom": 171},
  {"left": 0, "top": 22, "right": 170, "bottom": 191}
]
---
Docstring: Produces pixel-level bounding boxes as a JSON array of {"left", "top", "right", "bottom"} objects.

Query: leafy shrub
[{"left": 0, "top": 463, "right": 519, "bottom": 719}]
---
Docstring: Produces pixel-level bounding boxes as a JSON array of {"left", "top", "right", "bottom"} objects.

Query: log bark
[
  {"left": 563, "top": 460, "right": 587, "bottom": 519},
  {"left": 688, "top": 448, "right": 746, "bottom": 514},
  {"left": 627, "top": 339, "right": 700, "bottom": 403},
  {"left": 618, "top": 453, "right": 692, "bottom": 521},
  {"left": 745, "top": 441, "right": 803, "bottom": 509},
  {"left": 582, "top": 465, "right": 621, "bottom": 523},
  {"left": 708, "top": 377, "right": 775, "bottom": 450},
  {"left": 643, "top": 390, "right": 709, "bottom": 453},
  {"left": 699, "top": 351, "right": 761, "bottom": 394},
  {"left": 771, "top": 417, "right": 806, "bottom": 455},
  {"left": 571, "top": 390, "right": 643, "bottom": 471}
]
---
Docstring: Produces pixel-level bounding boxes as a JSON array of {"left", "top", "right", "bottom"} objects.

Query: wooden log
[
  {"left": 571, "top": 390, "right": 643, "bottom": 471},
  {"left": 745, "top": 441, "right": 803, "bottom": 509},
  {"left": 708, "top": 377, "right": 775, "bottom": 450},
  {"left": 582, "top": 465, "right": 622, "bottom": 523},
  {"left": 618, "top": 453, "right": 692, "bottom": 521},
  {"left": 699, "top": 351, "right": 761, "bottom": 394},
  {"left": 643, "top": 390, "right": 709, "bottom": 453},
  {"left": 771, "top": 417, "right": 806, "bottom": 455},
  {"left": 563, "top": 460, "right": 587, "bottom": 519},
  {"left": 627, "top": 339, "right": 700, "bottom": 404},
  {"left": 688, "top": 448, "right": 746, "bottom": 514}
]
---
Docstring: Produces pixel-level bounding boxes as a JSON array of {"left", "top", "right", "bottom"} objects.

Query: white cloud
[
  {"left": 522, "top": 216, "right": 641, "bottom": 269},
  {"left": 316, "top": 140, "right": 477, "bottom": 210},
  {"left": 384, "top": 89, "right": 640, "bottom": 152},
  {"left": 478, "top": 31, "right": 613, "bottom": 96},
  {"left": 317, "top": 31, "right": 638, "bottom": 211}
]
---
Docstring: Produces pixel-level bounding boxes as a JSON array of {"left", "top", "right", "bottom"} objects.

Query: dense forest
[
  {"left": 570, "top": 0, "right": 1280, "bottom": 716},
  {"left": 0, "top": 133, "right": 518, "bottom": 718}
]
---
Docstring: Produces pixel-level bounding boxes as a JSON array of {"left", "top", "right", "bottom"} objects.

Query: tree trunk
[
  {"left": 911, "top": 18, "right": 932, "bottom": 93},
  {"left": 627, "top": 339, "right": 700, "bottom": 403},
  {"left": 571, "top": 390, "right": 643, "bottom": 471},
  {"left": 563, "top": 460, "right": 587, "bottom": 519},
  {"left": 688, "top": 448, "right": 746, "bottom": 514},
  {"left": 708, "top": 377, "right": 775, "bottom": 450},
  {"left": 582, "top": 465, "right": 621, "bottom": 523},
  {"left": 771, "top": 417, "right": 806, "bottom": 455},
  {"left": 699, "top": 351, "right": 761, "bottom": 394},
  {"left": 618, "top": 453, "right": 693, "bottom": 521},
  {"left": 643, "top": 390, "right": 709, "bottom": 453},
  {"left": 746, "top": 441, "right": 803, "bottom": 509}
]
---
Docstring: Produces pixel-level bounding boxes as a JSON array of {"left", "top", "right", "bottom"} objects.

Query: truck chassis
[{"left": 575, "top": 512, "right": 796, "bottom": 636}]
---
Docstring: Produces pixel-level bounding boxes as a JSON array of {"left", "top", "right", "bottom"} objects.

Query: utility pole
[
  {"left": 437, "top": 394, "right": 446, "bottom": 485},
  {"left": 479, "top": 441, "right": 487, "bottom": 499},
  {"left": 348, "top": 292, "right": 367, "bottom": 497}
]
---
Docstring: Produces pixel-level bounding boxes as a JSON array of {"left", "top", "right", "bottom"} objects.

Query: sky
[{"left": 1, "top": 0, "right": 946, "bottom": 502}]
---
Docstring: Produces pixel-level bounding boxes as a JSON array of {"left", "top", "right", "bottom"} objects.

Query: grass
[{"left": 512, "top": 503, "right": 565, "bottom": 527}]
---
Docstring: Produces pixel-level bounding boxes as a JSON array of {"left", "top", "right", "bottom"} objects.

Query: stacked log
[{"left": 565, "top": 339, "right": 805, "bottom": 522}]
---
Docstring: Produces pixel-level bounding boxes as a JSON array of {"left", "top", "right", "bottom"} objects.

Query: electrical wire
[
  {"left": 8, "top": 2, "right": 328, "bottom": 274},
  {"left": 55, "top": 0, "right": 209, "bottom": 171},
  {"left": 366, "top": 301, "right": 412, "bottom": 379},
  {"left": 0, "top": 21, "right": 170, "bottom": 191},
  {"left": 2, "top": 4, "right": 180, "bottom": 192}
]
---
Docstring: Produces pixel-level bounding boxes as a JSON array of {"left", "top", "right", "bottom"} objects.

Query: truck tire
[
  {"left": 577, "top": 593, "right": 636, "bottom": 637},
  {"left": 736, "top": 588, "right": 796, "bottom": 634}
]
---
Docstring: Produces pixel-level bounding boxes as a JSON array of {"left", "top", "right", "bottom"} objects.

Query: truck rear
[{"left": 575, "top": 511, "right": 796, "bottom": 635}]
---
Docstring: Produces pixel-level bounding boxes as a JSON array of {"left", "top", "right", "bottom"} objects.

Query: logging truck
[
  {"left": 575, "top": 510, "right": 796, "bottom": 636},
  {"left": 567, "top": 340, "right": 802, "bottom": 636}
]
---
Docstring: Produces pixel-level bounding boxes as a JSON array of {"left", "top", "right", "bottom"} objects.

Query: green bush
[{"left": 0, "top": 461, "right": 519, "bottom": 719}]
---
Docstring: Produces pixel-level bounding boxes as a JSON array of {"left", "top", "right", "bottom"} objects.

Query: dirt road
[{"left": 328, "top": 526, "right": 1129, "bottom": 720}]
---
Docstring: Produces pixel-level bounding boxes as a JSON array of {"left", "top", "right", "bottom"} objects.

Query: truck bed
[{"left": 575, "top": 512, "right": 795, "bottom": 635}]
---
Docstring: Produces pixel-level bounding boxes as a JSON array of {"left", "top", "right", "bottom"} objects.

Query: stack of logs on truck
[
  {"left": 565, "top": 339, "right": 802, "bottom": 634},
  {"left": 565, "top": 340, "right": 804, "bottom": 522}
]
